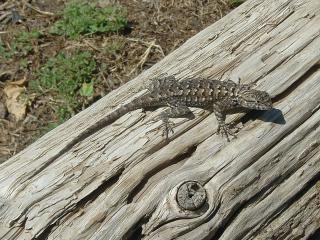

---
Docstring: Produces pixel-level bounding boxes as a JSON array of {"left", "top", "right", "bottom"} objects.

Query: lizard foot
[
  {"left": 147, "top": 117, "right": 175, "bottom": 140},
  {"left": 217, "top": 123, "right": 237, "bottom": 142},
  {"left": 161, "top": 119, "right": 175, "bottom": 140}
]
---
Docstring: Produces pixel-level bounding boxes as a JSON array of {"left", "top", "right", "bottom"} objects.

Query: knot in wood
[{"left": 176, "top": 181, "right": 206, "bottom": 211}]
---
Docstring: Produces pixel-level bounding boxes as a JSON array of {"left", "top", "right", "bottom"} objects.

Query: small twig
[
  {"left": 155, "top": 43, "right": 165, "bottom": 57},
  {"left": 64, "top": 41, "right": 84, "bottom": 50},
  {"left": 39, "top": 42, "right": 51, "bottom": 48},
  {"left": 0, "top": 118, "right": 10, "bottom": 125},
  {"left": 0, "top": 70, "right": 13, "bottom": 80},
  {"left": 0, "top": 2, "right": 15, "bottom": 11},
  {"left": 8, "top": 132, "right": 20, "bottom": 137},
  {"left": 83, "top": 39, "right": 101, "bottom": 52},
  {"left": 128, "top": 40, "right": 155, "bottom": 76},
  {"left": 22, "top": 1, "right": 54, "bottom": 16},
  {"left": 0, "top": 147, "right": 11, "bottom": 155},
  {"left": 127, "top": 37, "right": 165, "bottom": 57},
  {"left": 0, "top": 11, "right": 11, "bottom": 22},
  {"left": 126, "top": 37, "right": 155, "bottom": 47},
  {"left": 217, "top": 0, "right": 229, "bottom": 8}
]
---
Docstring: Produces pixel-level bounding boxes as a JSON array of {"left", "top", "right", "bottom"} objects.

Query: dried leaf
[
  {"left": 9, "top": 76, "right": 27, "bottom": 86},
  {"left": 4, "top": 84, "right": 27, "bottom": 121}
]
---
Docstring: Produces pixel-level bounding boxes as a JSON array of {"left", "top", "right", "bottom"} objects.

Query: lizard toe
[
  {"left": 217, "top": 123, "right": 237, "bottom": 142},
  {"left": 161, "top": 120, "right": 175, "bottom": 139}
]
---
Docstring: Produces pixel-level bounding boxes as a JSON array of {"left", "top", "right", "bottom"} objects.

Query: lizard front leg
[
  {"left": 213, "top": 101, "right": 237, "bottom": 142},
  {"left": 156, "top": 105, "right": 195, "bottom": 140}
]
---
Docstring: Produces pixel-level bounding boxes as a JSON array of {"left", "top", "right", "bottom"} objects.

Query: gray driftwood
[{"left": 1, "top": 0, "right": 320, "bottom": 239}]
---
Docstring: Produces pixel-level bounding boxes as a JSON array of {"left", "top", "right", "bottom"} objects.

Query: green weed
[
  {"left": 19, "top": 58, "right": 29, "bottom": 69},
  {"left": 46, "top": 122, "right": 60, "bottom": 131},
  {"left": 0, "top": 30, "right": 42, "bottom": 59},
  {"left": 56, "top": 106, "right": 72, "bottom": 122},
  {"left": 31, "top": 51, "right": 97, "bottom": 121},
  {"left": 51, "top": 1, "right": 127, "bottom": 39},
  {"left": 229, "top": 0, "right": 246, "bottom": 7},
  {"left": 104, "top": 40, "right": 125, "bottom": 56},
  {"left": 12, "top": 30, "right": 42, "bottom": 56}
]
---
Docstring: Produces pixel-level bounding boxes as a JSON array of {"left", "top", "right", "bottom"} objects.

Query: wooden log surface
[{"left": 1, "top": 0, "right": 320, "bottom": 239}]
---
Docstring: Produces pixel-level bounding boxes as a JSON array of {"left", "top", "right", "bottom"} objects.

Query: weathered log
[{"left": 0, "top": 0, "right": 320, "bottom": 239}]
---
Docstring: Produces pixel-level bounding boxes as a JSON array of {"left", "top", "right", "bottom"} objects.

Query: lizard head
[{"left": 237, "top": 87, "right": 273, "bottom": 110}]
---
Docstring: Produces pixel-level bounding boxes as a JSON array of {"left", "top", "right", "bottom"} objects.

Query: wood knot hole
[{"left": 176, "top": 181, "right": 207, "bottom": 211}]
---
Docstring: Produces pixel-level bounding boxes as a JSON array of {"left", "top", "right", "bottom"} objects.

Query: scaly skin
[{"left": 142, "top": 76, "right": 273, "bottom": 140}]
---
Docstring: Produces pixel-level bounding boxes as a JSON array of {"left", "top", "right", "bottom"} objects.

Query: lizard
[{"left": 50, "top": 75, "right": 273, "bottom": 160}]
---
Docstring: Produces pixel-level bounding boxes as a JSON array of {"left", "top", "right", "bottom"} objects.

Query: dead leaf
[
  {"left": 4, "top": 84, "right": 27, "bottom": 121},
  {"left": 9, "top": 76, "right": 27, "bottom": 86}
]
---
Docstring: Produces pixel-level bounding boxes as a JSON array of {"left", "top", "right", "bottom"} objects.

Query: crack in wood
[
  {"left": 127, "top": 145, "right": 198, "bottom": 204},
  {"left": 309, "top": 228, "right": 320, "bottom": 240},
  {"left": 122, "top": 215, "right": 151, "bottom": 240},
  {"left": 273, "top": 63, "right": 320, "bottom": 103},
  {"left": 34, "top": 168, "right": 124, "bottom": 240}
]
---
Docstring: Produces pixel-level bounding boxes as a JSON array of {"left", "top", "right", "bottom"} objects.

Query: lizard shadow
[
  {"left": 143, "top": 106, "right": 285, "bottom": 124},
  {"left": 241, "top": 108, "right": 285, "bottom": 125}
]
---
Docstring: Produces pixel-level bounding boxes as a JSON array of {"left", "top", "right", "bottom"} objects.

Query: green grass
[
  {"left": 12, "top": 30, "right": 42, "bottom": 56},
  {"left": 51, "top": 1, "right": 127, "bottom": 39},
  {"left": 229, "top": 0, "right": 246, "bottom": 7},
  {"left": 104, "top": 40, "right": 125, "bottom": 56},
  {"left": 30, "top": 51, "right": 97, "bottom": 121},
  {"left": 0, "top": 30, "right": 42, "bottom": 59}
]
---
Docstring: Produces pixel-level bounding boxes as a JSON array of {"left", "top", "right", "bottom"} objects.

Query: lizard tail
[
  {"left": 57, "top": 100, "right": 144, "bottom": 157},
  {"left": 27, "top": 101, "right": 143, "bottom": 182}
]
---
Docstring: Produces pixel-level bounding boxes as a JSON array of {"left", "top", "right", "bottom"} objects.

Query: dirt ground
[{"left": 0, "top": 0, "right": 236, "bottom": 162}]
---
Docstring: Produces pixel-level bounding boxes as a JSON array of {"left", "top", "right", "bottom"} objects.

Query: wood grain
[{"left": 0, "top": 0, "right": 319, "bottom": 239}]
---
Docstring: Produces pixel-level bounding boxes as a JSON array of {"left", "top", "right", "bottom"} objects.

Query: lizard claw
[
  {"left": 161, "top": 119, "right": 175, "bottom": 140},
  {"left": 217, "top": 123, "right": 237, "bottom": 142},
  {"left": 147, "top": 117, "right": 175, "bottom": 140}
]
